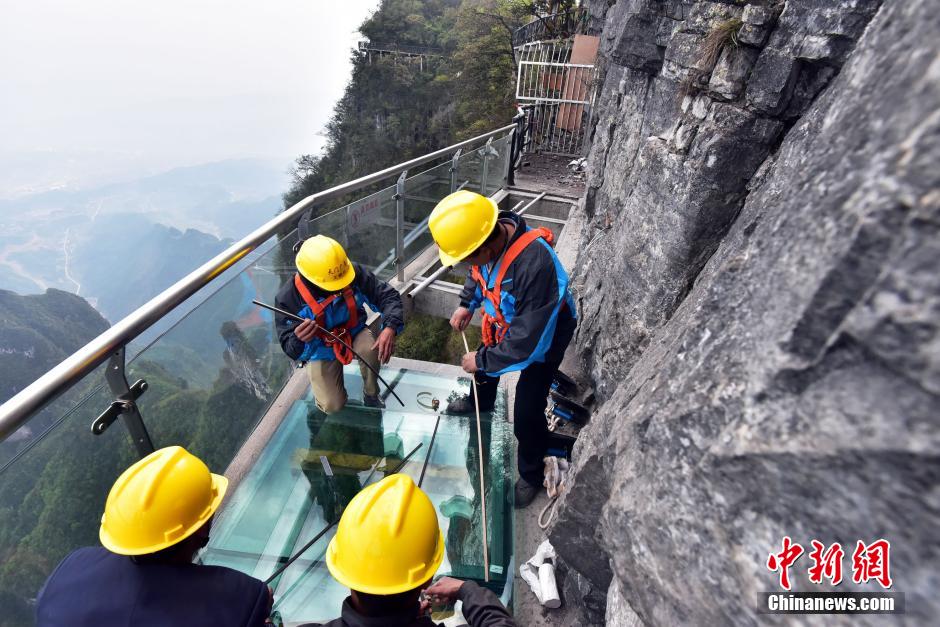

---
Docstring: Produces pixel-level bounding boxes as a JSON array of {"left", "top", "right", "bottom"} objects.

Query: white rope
[
  {"left": 462, "top": 330, "right": 490, "bottom": 582},
  {"left": 538, "top": 456, "right": 569, "bottom": 530}
]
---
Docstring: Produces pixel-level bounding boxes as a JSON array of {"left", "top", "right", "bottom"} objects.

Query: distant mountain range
[
  {"left": 0, "top": 157, "right": 291, "bottom": 322},
  {"left": 0, "top": 158, "right": 288, "bottom": 239}
]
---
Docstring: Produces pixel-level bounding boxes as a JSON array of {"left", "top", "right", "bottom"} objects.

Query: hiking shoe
[
  {"left": 514, "top": 478, "right": 541, "bottom": 509},
  {"left": 363, "top": 394, "right": 385, "bottom": 409},
  {"left": 445, "top": 394, "right": 494, "bottom": 415}
]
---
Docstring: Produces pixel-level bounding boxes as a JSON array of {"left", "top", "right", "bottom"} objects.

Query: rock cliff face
[{"left": 552, "top": 0, "right": 939, "bottom": 624}]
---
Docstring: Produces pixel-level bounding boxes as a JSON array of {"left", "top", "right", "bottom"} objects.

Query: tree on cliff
[{"left": 283, "top": 0, "right": 543, "bottom": 209}]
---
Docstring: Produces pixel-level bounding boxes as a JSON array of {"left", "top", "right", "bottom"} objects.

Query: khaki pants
[{"left": 306, "top": 328, "right": 380, "bottom": 414}]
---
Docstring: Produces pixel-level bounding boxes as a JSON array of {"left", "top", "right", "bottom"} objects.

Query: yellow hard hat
[
  {"left": 296, "top": 234, "right": 356, "bottom": 291},
  {"left": 326, "top": 474, "right": 444, "bottom": 594},
  {"left": 99, "top": 446, "right": 227, "bottom": 556},
  {"left": 429, "top": 190, "right": 498, "bottom": 266}
]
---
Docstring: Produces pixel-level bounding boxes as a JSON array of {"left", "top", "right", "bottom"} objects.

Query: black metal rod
[
  {"left": 264, "top": 521, "right": 335, "bottom": 584},
  {"left": 252, "top": 299, "right": 404, "bottom": 407},
  {"left": 264, "top": 442, "right": 423, "bottom": 584},
  {"left": 418, "top": 415, "right": 440, "bottom": 488},
  {"left": 389, "top": 442, "right": 423, "bottom": 474}
]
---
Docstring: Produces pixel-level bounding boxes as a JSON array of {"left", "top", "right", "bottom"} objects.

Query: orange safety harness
[
  {"left": 470, "top": 226, "right": 554, "bottom": 347},
  {"left": 293, "top": 273, "right": 360, "bottom": 364}
]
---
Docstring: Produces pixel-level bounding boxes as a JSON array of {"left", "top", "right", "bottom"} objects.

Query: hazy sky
[{"left": 0, "top": 1, "right": 379, "bottom": 172}]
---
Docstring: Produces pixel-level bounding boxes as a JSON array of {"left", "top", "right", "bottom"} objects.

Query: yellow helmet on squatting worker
[
  {"left": 326, "top": 474, "right": 444, "bottom": 594},
  {"left": 296, "top": 234, "right": 356, "bottom": 291},
  {"left": 429, "top": 190, "right": 498, "bottom": 266},
  {"left": 99, "top": 446, "right": 227, "bottom": 556}
]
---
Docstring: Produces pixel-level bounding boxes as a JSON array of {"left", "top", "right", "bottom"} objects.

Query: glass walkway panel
[{"left": 203, "top": 367, "right": 512, "bottom": 624}]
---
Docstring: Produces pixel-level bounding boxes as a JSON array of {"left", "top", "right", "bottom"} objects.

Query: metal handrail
[
  {"left": 0, "top": 124, "right": 515, "bottom": 442},
  {"left": 357, "top": 41, "right": 444, "bottom": 56},
  {"left": 512, "top": 8, "right": 589, "bottom": 47}
]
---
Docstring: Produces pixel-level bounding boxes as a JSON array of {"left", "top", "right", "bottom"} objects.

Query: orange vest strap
[
  {"left": 293, "top": 273, "right": 359, "bottom": 364},
  {"left": 470, "top": 227, "right": 553, "bottom": 347},
  {"left": 491, "top": 227, "right": 552, "bottom": 291}
]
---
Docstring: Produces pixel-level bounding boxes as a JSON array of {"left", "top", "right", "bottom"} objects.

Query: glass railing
[
  {"left": 0, "top": 128, "right": 514, "bottom": 625},
  {"left": 124, "top": 235, "right": 297, "bottom": 472}
]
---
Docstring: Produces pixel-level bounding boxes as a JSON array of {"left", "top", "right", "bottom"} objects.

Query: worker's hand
[
  {"left": 461, "top": 351, "right": 478, "bottom": 373},
  {"left": 450, "top": 307, "right": 472, "bottom": 332},
  {"left": 424, "top": 577, "right": 466, "bottom": 604},
  {"left": 372, "top": 327, "right": 396, "bottom": 364},
  {"left": 419, "top": 598, "right": 431, "bottom": 616},
  {"left": 293, "top": 319, "right": 317, "bottom": 343}
]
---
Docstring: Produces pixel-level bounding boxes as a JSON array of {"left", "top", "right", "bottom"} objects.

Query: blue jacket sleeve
[{"left": 274, "top": 279, "right": 306, "bottom": 361}]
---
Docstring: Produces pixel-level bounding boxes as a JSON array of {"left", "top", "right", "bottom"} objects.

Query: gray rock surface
[
  {"left": 575, "top": 0, "right": 887, "bottom": 395},
  {"left": 605, "top": 578, "right": 644, "bottom": 627},
  {"left": 551, "top": 0, "right": 939, "bottom": 624}
]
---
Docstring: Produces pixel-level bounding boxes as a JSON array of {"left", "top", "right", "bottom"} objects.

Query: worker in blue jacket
[
  {"left": 275, "top": 234, "right": 405, "bottom": 413},
  {"left": 36, "top": 446, "right": 271, "bottom": 626},
  {"left": 429, "top": 191, "right": 576, "bottom": 508}
]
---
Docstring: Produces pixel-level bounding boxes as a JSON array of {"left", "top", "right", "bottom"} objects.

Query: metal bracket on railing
[
  {"left": 395, "top": 171, "right": 407, "bottom": 282},
  {"left": 478, "top": 137, "right": 497, "bottom": 196},
  {"left": 449, "top": 149, "right": 462, "bottom": 193},
  {"left": 92, "top": 347, "right": 155, "bottom": 458}
]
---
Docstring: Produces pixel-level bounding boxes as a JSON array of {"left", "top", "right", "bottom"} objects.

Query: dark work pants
[{"left": 472, "top": 321, "right": 573, "bottom": 486}]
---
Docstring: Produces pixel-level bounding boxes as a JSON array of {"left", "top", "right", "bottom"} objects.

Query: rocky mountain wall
[
  {"left": 551, "top": 0, "right": 939, "bottom": 624},
  {"left": 0, "top": 289, "right": 110, "bottom": 405}
]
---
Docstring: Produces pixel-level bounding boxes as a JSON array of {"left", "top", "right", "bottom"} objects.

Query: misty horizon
[{"left": 0, "top": 1, "right": 380, "bottom": 197}]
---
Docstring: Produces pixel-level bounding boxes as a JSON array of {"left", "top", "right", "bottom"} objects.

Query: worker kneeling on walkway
[
  {"left": 36, "top": 446, "right": 272, "bottom": 626},
  {"left": 276, "top": 234, "right": 404, "bottom": 412},
  {"left": 429, "top": 191, "right": 576, "bottom": 508},
  {"left": 301, "top": 473, "right": 515, "bottom": 627}
]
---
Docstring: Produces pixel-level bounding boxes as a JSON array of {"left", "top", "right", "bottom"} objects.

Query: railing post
[
  {"left": 479, "top": 136, "right": 494, "bottom": 196},
  {"left": 395, "top": 171, "right": 407, "bottom": 282},
  {"left": 506, "top": 127, "right": 517, "bottom": 187},
  {"left": 450, "top": 149, "right": 462, "bottom": 193},
  {"left": 91, "top": 346, "right": 154, "bottom": 458},
  {"left": 509, "top": 108, "right": 526, "bottom": 187}
]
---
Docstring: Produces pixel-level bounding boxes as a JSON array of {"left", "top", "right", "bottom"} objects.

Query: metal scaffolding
[{"left": 515, "top": 40, "right": 598, "bottom": 157}]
